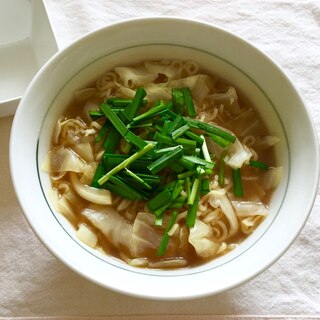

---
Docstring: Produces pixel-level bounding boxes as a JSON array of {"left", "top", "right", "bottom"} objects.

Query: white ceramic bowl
[{"left": 10, "top": 17, "right": 319, "bottom": 300}]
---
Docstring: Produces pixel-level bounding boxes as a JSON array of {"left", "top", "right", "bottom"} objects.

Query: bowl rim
[{"left": 10, "top": 16, "right": 320, "bottom": 300}]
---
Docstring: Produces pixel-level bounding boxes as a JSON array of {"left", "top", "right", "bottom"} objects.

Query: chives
[
  {"left": 95, "top": 121, "right": 109, "bottom": 142},
  {"left": 98, "top": 143, "right": 154, "bottom": 185},
  {"left": 185, "top": 176, "right": 191, "bottom": 204},
  {"left": 127, "top": 119, "right": 154, "bottom": 129},
  {"left": 170, "top": 161, "right": 185, "bottom": 173},
  {"left": 166, "top": 115, "right": 184, "bottom": 134},
  {"left": 102, "top": 182, "right": 139, "bottom": 200},
  {"left": 201, "top": 135, "right": 212, "bottom": 162},
  {"left": 147, "top": 189, "right": 172, "bottom": 212},
  {"left": 123, "top": 87, "right": 146, "bottom": 120},
  {"left": 108, "top": 175, "right": 145, "bottom": 199},
  {"left": 147, "top": 145, "right": 183, "bottom": 174},
  {"left": 182, "top": 87, "right": 196, "bottom": 117},
  {"left": 100, "top": 102, "right": 128, "bottom": 136},
  {"left": 124, "top": 168, "right": 152, "bottom": 190},
  {"left": 218, "top": 151, "right": 227, "bottom": 187},
  {"left": 157, "top": 210, "right": 178, "bottom": 256},
  {"left": 172, "top": 88, "right": 185, "bottom": 114},
  {"left": 169, "top": 196, "right": 186, "bottom": 208},
  {"left": 171, "top": 124, "right": 190, "bottom": 141},
  {"left": 182, "top": 155, "right": 215, "bottom": 170},
  {"left": 91, "top": 163, "right": 106, "bottom": 188},
  {"left": 103, "top": 154, "right": 153, "bottom": 171},
  {"left": 208, "top": 133, "right": 232, "bottom": 149},
  {"left": 124, "top": 131, "right": 148, "bottom": 150},
  {"left": 186, "top": 184, "right": 200, "bottom": 228},
  {"left": 233, "top": 168, "right": 244, "bottom": 197},
  {"left": 107, "top": 97, "right": 132, "bottom": 108},
  {"left": 154, "top": 146, "right": 181, "bottom": 157},
  {"left": 175, "top": 137, "right": 197, "bottom": 150},
  {"left": 186, "top": 118, "right": 236, "bottom": 143},
  {"left": 188, "top": 177, "right": 200, "bottom": 205},
  {"left": 184, "top": 131, "right": 204, "bottom": 145},
  {"left": 132, "top": 100, "right": 169, "bottom": 123},
  {"left": 201, "top": 177, "right": 210, "bottom": 195},
  {"left": 103, "top": 127, "right": 121, "bottom": 153},
  {"left": 89, "top": 110, "right": 104, "bottom": 120},
  {"left": 177, "top": 170, "right": 196, "bottom": 179},
  {"left": 249, "top": 159, "right": 269, "bottom": 170}
]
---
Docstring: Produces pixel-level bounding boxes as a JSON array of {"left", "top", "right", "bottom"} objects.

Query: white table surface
[{"left": 1, "top": 0, "right": 320, "bottom": 317}]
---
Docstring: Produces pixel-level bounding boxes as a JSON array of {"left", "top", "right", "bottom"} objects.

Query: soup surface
[{"left": 43, "top": 60, "right": 282, "bottom": 269}]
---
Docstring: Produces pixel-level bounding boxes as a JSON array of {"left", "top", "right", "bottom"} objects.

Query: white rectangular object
[{"left": 0, "top": 0, "right": 58, "bottom": 118}]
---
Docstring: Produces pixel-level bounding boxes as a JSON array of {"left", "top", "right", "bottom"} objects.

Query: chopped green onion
[
  {"left": 95, "top": 121, "right": 109, "bottom": 142},
  {"left": 165, "top": 115, "right": 184, "bottom": 134},
  {"left": 162, "top": 120, "right": 172, "bottom": 134},
  {"left": 186, "top": 184, "right": 200, "bottom": 228},
  {"left": 201, "top": 135, "right": 212, "bottom": 162},
  {"left": 148, "top": 189, "right": 172, "bottom": 212},
  {"left": 188, "top": 177, "right": 200, "bottom": 205},
  {"left": 98, "top": 143, "right": 154, "bottom": 185},
  {"left": 201, "top": 177, "right": 210, "bottom": 195},
  {"left": 100, "top": 103, "right": 128, "bottom": 137},
  {"left": 165, "top": 109, "right": 179, "bottom": 120},
  {"left": 131, "top": 100, "right": 169, "bottom": 123},
  {"left": 184, "top": 131, "right": 204, "bottom": 145},
  {"left": 185, "top": 176, "right": 191, "bottom": 204},
  {"left": 147, "top": 145, "right": 183, "bottom": 174},
  {"left": 182, "top": 155, "right": 215, "bottom": 170},
  {"left": 171, "top": 124, "right": 190, "bottom": 141},
  {"left": 169, "top": 196, "right": 186, "bottom": 208},
  {"left": 123, "top": 87, "right": 147, "bottom": 120},
  {"left": 171, "top": 182, "right": 184, "bottom": 200},
  {"left": 102, "top": 181, "right": 139, "bottom": 200},
  {"left": 178, "top": 157, "right": 195, "bottom": 171},
  {"left": 89, "top": 110, "right": 104, "bottom": 120},
  {"left": 103, "top": 153, "right": 152, "bottom": 171},
  {"left": 218, "top": 150, "right": 227, "bottom": 187},
  {"left": 172, "top": 88, "right": 185, "bottom": 114},
  {"left": 91, "top": 163, "right": 106, "bottom": 188},
  {"left": 175, "top": 138, "right": 197, "bottom": 150},
  {"left": 153, "top": 132, "right": 173, "bottom": 145},
  {"left": 155, "top": 215, "right": 164, "bottom": 226},
  {"left": 233, "top": 168, "right": 244, "bottom": 197},
  {"left": 170, "top": 161, "right": 185, "bottom": 173},
  {"left": 127, "top": 119, "right": 154, "bottom": 129},
  {"left": 182, "top": 87, "right": 196, "bottom": 117},
  {"left": 153, "top": 132, "right": 196, "bottom": 151},
  {"left": 124, "top": 173, "right": 161, "bottom": 185},
  {"left": 186, "top": 118, "right": 236, "bottom": 143},
  {"left": 124, "top": 168, "right": 152, "bottom": 190},
  {"left": 208, "top": 133, "right": 232, "bottom": 149},
  {"left": 177, "top": 170, "right": 196, "bottom": 179},
  {"left": 103, "top": 127, "right": 121, "bottom": 153},
  {"left": 107, "top": 97, "right": 132, "bottom": 108},
  {"left": 154, "top": 146, "right": 181, "bottom": 157},
  {"left": 249, "top": 159, "right": 269, "bottom": 170},
  {"left": 108, "top": 175, "right": 145, "bottom": 199},
  {"left": 124, "top": 130, "right": 148, "bottom": 150},
  {"left": 157, "top": 210, "right": 178, "bottom": 256}
]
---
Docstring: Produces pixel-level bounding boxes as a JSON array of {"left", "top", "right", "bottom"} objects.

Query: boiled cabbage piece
[
  {"left": 231, "top": 201, "right": 269, "bottom": 217},
  {"left": 115, "top": 66, "right": 158, "bottom": 87},
  {"left": 188, "top": 219, "right": 220, "bottom": 258},
  {"left": 208, "top": 189, "right": 239, "bottom": 238},
  {"left": 81, "top": 205, "right": 182, "bottom": 260}
]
